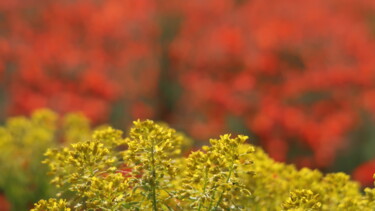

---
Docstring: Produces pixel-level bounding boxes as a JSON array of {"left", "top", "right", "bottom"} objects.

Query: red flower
[{"left": 352, "top": 160, "right": 375, "bottom": 187}]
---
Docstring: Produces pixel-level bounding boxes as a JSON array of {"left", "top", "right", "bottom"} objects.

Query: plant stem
[
  {"left": 198, "top": 167, "right": 209, "bottom": 211},
  {"left": 213, "top": 161, "right": 234, "bottom": 210},
  {"left": 150, "top": 139, "right": 158, "bottom": 211},
  {"left": 207, "top": 189, "right": 216, "bottom": 210}
]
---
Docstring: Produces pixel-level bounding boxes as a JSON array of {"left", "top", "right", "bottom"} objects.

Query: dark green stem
[
  {"left": 150, "top": 140, "right": 158, "bottom": 211},
  {"left": 213, "top": 161, "right": 234, "bottom": 210},
  {"left": 198, "top": 167, "right": 209, "bottom": 211}
]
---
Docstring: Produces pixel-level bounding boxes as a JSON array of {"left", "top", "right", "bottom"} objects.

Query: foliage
[
  {"left": 0, "top": 0, "right": 160, "bottom": 123},
  {"left": 32, "top": 120, "right": 375, "bottom": 210},
  {"left": 0, "top": 109, "right": 91, "bottom": 211},
  {"left": 2, "top": 0, "right": 375, "bottom": 179},
  {"left": 2, "top": 0, "right": 375, "bottom": 188},
  {"left": 167, "top": 0, "right": 375, "bottom": 170}
]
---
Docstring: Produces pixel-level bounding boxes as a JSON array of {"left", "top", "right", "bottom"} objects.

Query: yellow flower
[
  {"left": 0, "top": 109, "right": 92, "bottom": 211},
  {"left": 31, "top": 118, "right": 375, "bottom": 211},
  {"left": 31, "top": 198, "right": 70, "bottom": 211},
  {"left": 282, "top": 189, "right": 321, "bottom": 210}
]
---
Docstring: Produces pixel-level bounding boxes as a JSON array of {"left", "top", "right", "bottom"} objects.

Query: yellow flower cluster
[
  {"left": 44, "top": 141, "right": 118, "bottom": 188},
  {"left": 282, "top": 189, "right": 321, "bottom": 210},
  {"left": 122, "top": 120, "right": 183, "bottom": 210},
  {"left": 42, "top": 127, "right": 128, "bottom": 210},
  {"left": 0, "top": 109, "right": 91, "bottom": 211},
  {"left": 242, "top": 146, "right": 375, "bottom": 210},
  {"left": 31, "top": 198, "right": 70, "bottom": 211},
  {"left": 32, "top": 119, "right": 375, "bottom": 210},
  {"left": 177, "top": 134, "right": 253, "bottom": 210}
]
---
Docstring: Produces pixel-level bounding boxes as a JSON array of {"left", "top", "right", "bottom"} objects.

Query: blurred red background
[{"left": 1, "top": 0, "right": 375, "bottom": 186}]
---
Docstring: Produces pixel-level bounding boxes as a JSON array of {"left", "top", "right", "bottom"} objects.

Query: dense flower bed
[
  {"left": 0, "top": 0, "right": 160, "bottom": 123},
  {"left": 168, "top": 0, "right": 375, "bottom": 170},
  {"left": 0, "top": 111, "right": 374, "bottom": 210},
  {"left": 1, "top": 0, "right": 375, "bottom": 186},
  {"left": 32, "top": 119, "right": 375, "bottom": 210}
]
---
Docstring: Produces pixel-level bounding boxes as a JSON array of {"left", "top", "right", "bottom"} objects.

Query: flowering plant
[
  {"left": 32, "top": 120, "right": 375, "bottom": 210},
  {"left": 2, "top": 0, "right": 375, "bottom": 177},
  {"left": 0, "top": 109, "right": 91, "bottom": 210}
]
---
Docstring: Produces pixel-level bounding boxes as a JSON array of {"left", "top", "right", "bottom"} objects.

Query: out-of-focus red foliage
[
  {"left": 0, "top": 0, "right": 160, "bottom": 123},
  {"left": 353, "top": 160, "right": 375, "bottom": 187},
  {"left": 1, "top": 0, "right": 375, "bottom": 180},
  {"left": 0, "top": 194, "right": 10, "bottom": 211},
  {"left": 168, "top": 0, "right": 375, "bottom": 168}
]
